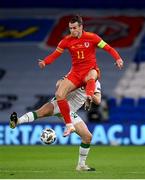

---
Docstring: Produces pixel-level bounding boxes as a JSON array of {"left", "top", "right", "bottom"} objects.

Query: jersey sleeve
[
  {"left": 56, "top": 38, "right": 68, "bottom": 53},
  {"left": 93, "top": 33, "right": 121, "bottom": 61},
  {"left": 43, "top": 50, "right": 62, "bottom": 65},
  {"left": 92, "top": 33, "right": 104, "bottom": 46},
  {"left": 91, "top": 33, "right": 108, "bottom": 49},
  {"left": 43, "top": 38, "right": 67, "bottom": 65}
]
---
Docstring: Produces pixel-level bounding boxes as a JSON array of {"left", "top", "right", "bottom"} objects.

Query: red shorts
[{"left": 66, "top": 67, "right": 100, "bottom": 88}]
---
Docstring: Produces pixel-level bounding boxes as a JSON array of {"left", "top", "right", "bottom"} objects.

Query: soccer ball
[{"left": 40, "top": 128, "right": 56, "bottom": 145}]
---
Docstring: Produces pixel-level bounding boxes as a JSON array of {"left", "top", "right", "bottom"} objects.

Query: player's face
[{"left": 69, "top": 22, "right": 83, "bottom": 38}]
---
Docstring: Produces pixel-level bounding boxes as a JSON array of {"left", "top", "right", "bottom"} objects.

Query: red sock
[
  {"left": 57, "top": 99, "right": 71, "bottom": 124},
  {"left": 86, "top": 79, "right": 95, "bottom": 97}
]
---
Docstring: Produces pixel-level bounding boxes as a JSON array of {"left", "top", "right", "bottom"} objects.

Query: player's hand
[
  {"left": 115, "top": 59, "right": 124, "bottom": 70},
  {"left": 38, "top": 59, "right": 46, "bottom": 69}
]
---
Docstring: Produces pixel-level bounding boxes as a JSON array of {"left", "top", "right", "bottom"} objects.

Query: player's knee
[
  {"left": 55, "top": 91, "right": 65, "bottom": 100},
  {"left": 86, "top": 70, "right": 98, "bottom": 81}
]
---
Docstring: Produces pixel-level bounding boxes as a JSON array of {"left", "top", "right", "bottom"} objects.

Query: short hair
[{"left": 69, "top": 15, "right": 83, "bottom": 26}]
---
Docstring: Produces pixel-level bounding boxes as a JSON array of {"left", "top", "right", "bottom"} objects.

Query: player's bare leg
[
  {"left": 56, "top": 78, "right": 76, "bottom": 137},
  {"left": 85, "top": 69, "right": 98, "bottom": 111},
  {"left": 74, "top": 121, "right": 96, "bottom": 171},
  {"left": 9, "top": 103, "right": 54, "bottom": 128}
]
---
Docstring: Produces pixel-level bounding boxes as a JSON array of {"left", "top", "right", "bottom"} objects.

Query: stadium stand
[{"left": 109, "top": 33, "right": 145, "bottom": 122}]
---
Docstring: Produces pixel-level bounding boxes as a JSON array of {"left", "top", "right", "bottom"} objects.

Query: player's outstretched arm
[
  {"left": 103, "top": 44, "right": 124, "bottom": 70},
  {"left": 38, "top": 49, "right": 62, "bottom": 69},
  {"left": 97, "top": 39, "right": 124, "bottom": 70}
]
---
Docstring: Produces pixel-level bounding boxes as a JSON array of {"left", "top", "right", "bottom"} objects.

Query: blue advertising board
[
  {"left": 0, "top": 122, "right": 145, "bottom": 145},
  {"left": 0, "top": 19, "right": 54, "bottom": 42}
]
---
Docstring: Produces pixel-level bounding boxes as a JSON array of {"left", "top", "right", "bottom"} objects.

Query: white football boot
[{"left": 76, "top": 164, "right": 96, "bottom": 171}]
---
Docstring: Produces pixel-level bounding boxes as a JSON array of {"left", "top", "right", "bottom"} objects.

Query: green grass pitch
[{"left": 0, "top": 145, "right": 145, "bottom": 179}]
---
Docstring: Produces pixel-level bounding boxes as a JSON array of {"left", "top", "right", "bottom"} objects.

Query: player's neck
[{"left": 77, "top": 31, "right": 83, "bottom": 38}]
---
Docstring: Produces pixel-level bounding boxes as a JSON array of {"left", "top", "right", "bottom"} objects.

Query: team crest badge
[{"left": 84, "top": 42, "right": 90, "bottom": 48}]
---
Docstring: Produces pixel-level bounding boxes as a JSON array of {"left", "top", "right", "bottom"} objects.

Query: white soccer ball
[{"left": 40, "top": 128, "right": 56, "bottom": 145}]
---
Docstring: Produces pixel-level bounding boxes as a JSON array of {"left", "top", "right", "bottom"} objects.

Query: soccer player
[
  {"left": 39, "top": 15, "right": 123, "bottom": 137},
  {"left": 10, "top": 79, "right": 101, "bottom": 171}
]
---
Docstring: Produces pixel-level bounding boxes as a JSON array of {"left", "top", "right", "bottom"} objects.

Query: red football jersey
[{"left": 57, "top": 31, "right": 102, "bottom": 72}]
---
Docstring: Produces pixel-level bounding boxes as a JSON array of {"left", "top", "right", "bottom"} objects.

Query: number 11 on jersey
[{"left": 77, "top": 51, "right": 84, "bottom": 59}]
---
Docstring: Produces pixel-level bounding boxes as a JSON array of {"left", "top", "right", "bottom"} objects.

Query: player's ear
[{"left": 80, "top": 24, "right": 83, "bottom": 30}]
